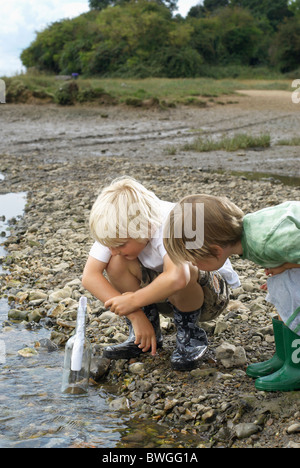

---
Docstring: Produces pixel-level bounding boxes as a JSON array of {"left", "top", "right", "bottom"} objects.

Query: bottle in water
[{"left": 61, "top": 296, "right": 92, "bottom": 395}]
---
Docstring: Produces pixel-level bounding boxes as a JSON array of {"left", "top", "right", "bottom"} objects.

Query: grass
[
  {"left": 276, "top": 137, "right": 300, "bottom": 146},
  {"left": 1, "top": 72, "right": 292, "bottom": 106},
  {"left": 181, "top": 133, "right": 271, "bottom": 152}
]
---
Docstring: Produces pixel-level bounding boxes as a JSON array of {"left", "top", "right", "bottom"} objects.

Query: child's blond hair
[
  {"left": 164, "top": 194, "right": 244, "bottom": 264},
  {"left": 90, "top": 176, "right": 163, "bottom": 247}
]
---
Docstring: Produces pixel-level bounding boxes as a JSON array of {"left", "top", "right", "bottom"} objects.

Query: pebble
[
  {"left": 235, "top": 423, "right": 260, "bottom": 439},
  {"left": 17, "top": 347, "right": 38, "bottom": 358},
  {"left": 129, "top": 362, "right": 145, "bottom": 375},
  {"left": 1, "top": 152, "right": 299, "bottom": 448},
  {"left": 287, "top": 423, "right": 300, "bottom": 434}
]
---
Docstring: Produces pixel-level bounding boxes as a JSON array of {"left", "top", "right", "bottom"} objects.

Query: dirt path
[{"left": 1, "top": 90, "right": 299, "bottom": 179}]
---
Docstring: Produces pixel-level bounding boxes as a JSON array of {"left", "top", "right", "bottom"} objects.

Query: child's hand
[
  {"left": 104, "top": 293, "right": 137, "bottom": 316},
  {"left": 127, "top": 310, "right": 157, "bottom": 356},
  {"left": 265, "top": 265, "right": 287, "bottom": 276}
]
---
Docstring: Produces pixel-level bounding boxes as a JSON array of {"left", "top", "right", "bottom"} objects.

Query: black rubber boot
[
  {"left": 171, "top": 306, "right": 208, "bottom": 371},
  {"left": 103, "top": 304, "right": 163, "bottom": 360}
]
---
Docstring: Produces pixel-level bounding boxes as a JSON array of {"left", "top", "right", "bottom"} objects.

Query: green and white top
[{"left": 241, "top": 201, "right": 300, "bottom": 268}]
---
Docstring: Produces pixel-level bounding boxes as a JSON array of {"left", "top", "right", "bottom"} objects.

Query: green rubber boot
[
  {"left": 246, "top": 317, "right": 285, "bottom": 378},
  {"left": 255, "top": 325, "right": 300, "bottom": 392}
]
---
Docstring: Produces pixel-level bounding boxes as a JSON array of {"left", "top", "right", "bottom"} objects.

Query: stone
[
  {"left": 109, "top": 396, "right": 129, "bottom": 411},
  {"left": 8, "top": 309, "right": 29, "bottom": 321},
  {"left": 287, "top": 423, "right": 300, "bottom": 434},
  {"left": 28, "top": 290, "right": 48, "bottom": 301},
  {"left": 48, "top": 287, "right": 72, "bottom": 303},
  {"left": 216, "top": 342, "right": 247, "bottom": 368},
  {"left": 235, "top": 423, "right": 260, "bottom": 439},
  {"left": 90, "top": 356, "right": 111, "bottom": 381},
  {"left": 17, "top": 347, "right": 38, "bottom": 358},
  {"left": 128, "top": 362, "right": 145, "bottom": 375}
]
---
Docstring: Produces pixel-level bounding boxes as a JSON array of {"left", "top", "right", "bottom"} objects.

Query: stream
[{"left": 0, "top": 182, "right": 130, "bottom": 448}]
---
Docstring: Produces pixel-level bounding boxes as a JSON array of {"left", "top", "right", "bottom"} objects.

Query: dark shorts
[{"left": 140, "top": 264, "right": 229, "bottom": 323}]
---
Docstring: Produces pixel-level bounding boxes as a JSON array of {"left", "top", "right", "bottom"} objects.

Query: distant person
[{"left": 164, "top": 195, "right": 300, "bottom": 391}]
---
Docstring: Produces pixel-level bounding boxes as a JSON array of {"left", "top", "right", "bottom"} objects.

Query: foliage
[
  {"left": 20, "top": 0, "right": 299, "bottom": 78},
  {"left": 88, "top": 0, "right": 178, "bottom": 11},
  {"left": 270, "top": 16, "right": 300, "bottom": 71}
]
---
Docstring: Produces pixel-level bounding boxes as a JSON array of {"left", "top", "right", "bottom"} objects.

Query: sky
[{"left": 0, "top": 0, "right": 201, "bottom": 77}]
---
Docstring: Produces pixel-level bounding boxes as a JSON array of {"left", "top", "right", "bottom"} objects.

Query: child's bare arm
[
  {"left": 105, "top": 255, "right": 190, "bottom": 316},
  {"left": 265, "top": 263, "right": 300, "bottom": 276},
  {"left": 83, "top": 256, "right": 156, "bottom": 355},
  {"left": 82, "top": 256, "right": 121, "bottom": 303}
]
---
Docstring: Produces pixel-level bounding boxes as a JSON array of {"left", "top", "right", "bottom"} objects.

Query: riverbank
[{"left": 0, "top": 147, "right": 299, "bottom": 448}]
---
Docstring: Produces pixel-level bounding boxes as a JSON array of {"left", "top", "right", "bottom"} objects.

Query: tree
[
  {"left": 289, "top": 0, "right": 300, "bottom": 15},
  {"left": 270, "top": 16, "right": 300, "bottom": 71},
  {"left": 204, "top": 0, "right": 229, "bottom": 12},
  {"left": 230, "top": 0, "right": 293, "bottom": 28},
  {"left": 89, "top": 0, "right": 178, "bottom": 12}
]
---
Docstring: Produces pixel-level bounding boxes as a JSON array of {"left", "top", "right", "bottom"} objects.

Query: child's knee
[
  {"left": 106, "top": 255, "right": 141, "bottom": 283},
  {"left": 106, "top": 255, "right": 127, "bottom": 282}
]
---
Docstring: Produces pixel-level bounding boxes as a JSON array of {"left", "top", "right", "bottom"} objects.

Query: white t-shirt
[{"left": 89, "top": 198, "right": 240, "bottom": 288}]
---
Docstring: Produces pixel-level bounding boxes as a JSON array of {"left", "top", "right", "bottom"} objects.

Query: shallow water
[
  {"left": 0, "top": 322, "right": 131, "bottom": 448},
  {"left": 0, "top": 184, "right": 130, "bottom": 448},
  {"left": 0, "top": 181, "right": 201, "bottom": 449}
]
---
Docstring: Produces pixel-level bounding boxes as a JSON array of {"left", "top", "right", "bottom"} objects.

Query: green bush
[
  {"left": 19, "top": 0, "right": 297, "bottom": 78},
  {"left": 54, "top": 81, "right": 79, "bottom": 105}
]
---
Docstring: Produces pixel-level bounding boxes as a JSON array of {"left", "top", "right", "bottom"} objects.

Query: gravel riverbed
[{"left": 0, "top": 96, "right": 300, "bottom": 448}]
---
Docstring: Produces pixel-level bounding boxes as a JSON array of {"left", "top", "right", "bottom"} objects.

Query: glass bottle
[{"left": 61, "top": 296, "right": 92, "bottom": 395}]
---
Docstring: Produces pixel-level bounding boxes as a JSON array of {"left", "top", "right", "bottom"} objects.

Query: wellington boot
[
  {"left": 103, "top": 304, "right": 163, "bottom": 360},
  {"left": 171, "top": 307, "right": 208, "bottom": 371},
  {"left": 246, "top": 317, "right": 285, "bottom": 378},
  {"left": 255, "top": 325, "right": 300, "bottom": 392}
]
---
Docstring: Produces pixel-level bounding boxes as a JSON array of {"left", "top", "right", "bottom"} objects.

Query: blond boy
[{"left": 82, "top": 178, "right": 239, "bottom": 371}]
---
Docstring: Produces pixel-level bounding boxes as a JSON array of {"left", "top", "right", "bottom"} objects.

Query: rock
[
  {"left": 109, "top": 396, "right": 129, "bottom": 411},
  {"left": 99, "top": 311, "right": 119, "bottom": 323},
  {"left": 216, "top": 342, "right": 247, "bottom": 368},
  {"left": 216, "top": 342, "right": 236, "bottom": 359},
  {"left": 27, "top": 310, "right": 42, "bottom": 322},
  {"left": 8, "top": 309, "right": 29, "bottom": 321},
  {"left": 241, "top": 282, "right": 255, "bottom": 293},
  {"left": 37, "top": 338, "right": 58, "bottom": 352},
  {"left": 202, "top": 409, "right": 216, "bottom": 423},
  {"left": 28, "top": 290, "right": 48, "bottom": 301},
  {"left": 48, "top": 287, "right": 72, "bottom": 303},
  {"left": 52, "top": 262, "right": 70, "bottom": 272},
  {"left": 287, "top": 423, "right": 300, "bottom": 434},
  {"left": 285, "top": 441, "right": 300, "bottom": 448},
  {"left": 164, "top": 399, "right": 179, "bottom": 412},
  {"left": 17, "top": 347, "right": 38, "bottom": 358},
  {"left": 47, "top": 303, "right": 65, "bottom": 318},
  {"left": 235, "top": 423, "right": 260, "bottom": 439},
  {"left": 214, "top": 320, "right": 229, "bottom": 335},
  {"left": 128, "top": 362, "right": 145, "bottom": 375},
  {"left": 50, "top": 330, "right": 69, "bottom": 346},
  {"left": 90, "top": 356, "right": 111, "bottom": 381}
]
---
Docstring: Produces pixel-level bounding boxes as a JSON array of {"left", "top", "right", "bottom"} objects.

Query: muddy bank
[
  {"left": 0, "top": 149, "right": 299, "bottom": 448},
  {"left": 0, "top": 89, "right": 299, "bottom": 178}
]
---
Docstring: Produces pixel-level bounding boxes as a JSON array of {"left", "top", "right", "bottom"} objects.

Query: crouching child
[
  {"left": 163, "top": 195, "right": 300, "bottom": 391},
  {"left": 82, "top": 178, "right": 240, "bottom": 371}
]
